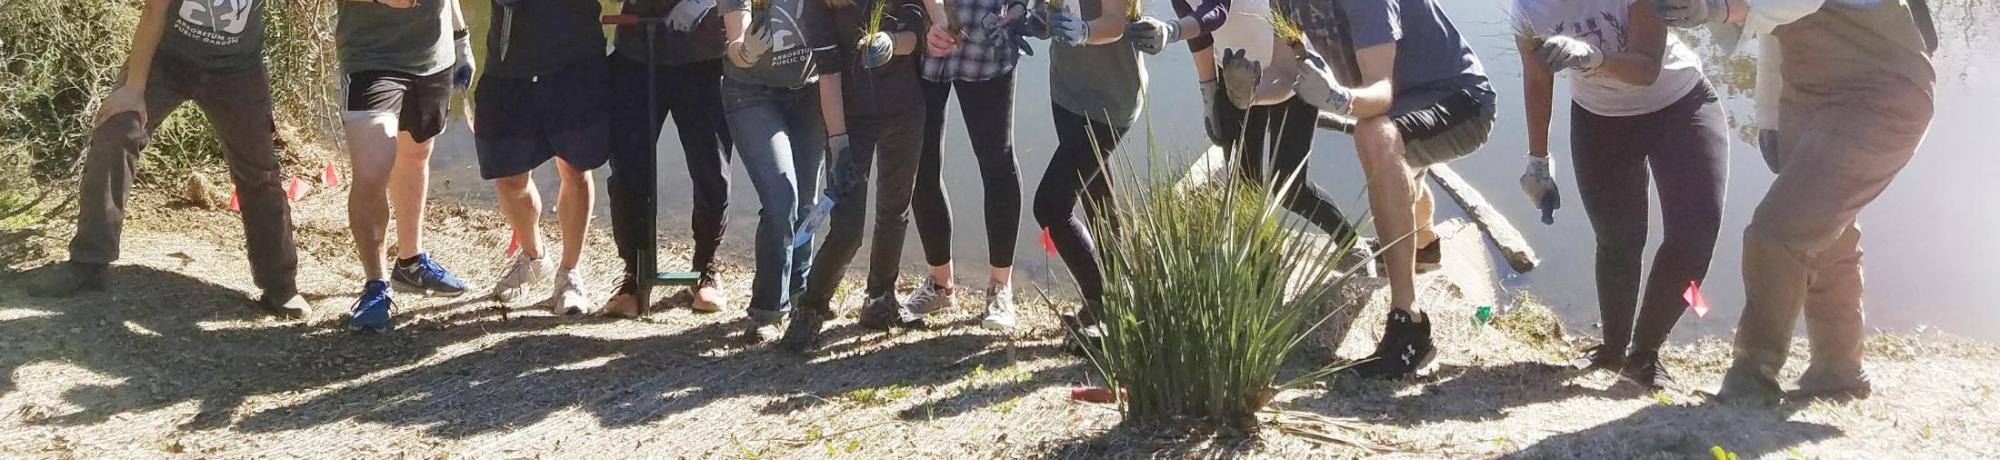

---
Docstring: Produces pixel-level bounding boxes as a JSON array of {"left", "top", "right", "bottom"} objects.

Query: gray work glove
[
  {"left": 733, "top": 23, "right": 775, "bottom": 67},
  {"left": 1201, "top": 78, "right": 1224, "bottom": 144},
  {"left": 1050, "top": 10, "right": 1089, "bottom": 45},
  {"left": 666, "top": 0, "right": 716, "bottom": 33},
  {"left": 1127, "top": 16, "right": 1181, "bottom": 55},
  {"left": 1653, "top": 0, "right": 1731, "bottom": 28},
  {"left": 1219, "top": 48, "right": 1261, "bottom": 110},
  {"left": 1519, "top": 155, "right": 1561, "bottom": 225},
  {"left": 1292, "top": 49, "right": 1352, "bottom": 116},
  {"left": 1534, "top": 35, "right": 1604, "bottom": 72},
  {"left": 860, "top": 31, "right": 896, "bottom": 69}
]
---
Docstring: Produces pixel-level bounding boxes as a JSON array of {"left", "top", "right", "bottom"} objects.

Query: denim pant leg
[
  {"left": 726, "top": 81, "right": 820, "bottom": 323},
  {"left": 784, "top": 85, "right": 827, "bottom": 305}
]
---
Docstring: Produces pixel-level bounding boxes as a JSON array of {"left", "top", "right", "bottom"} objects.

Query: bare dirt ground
[{"left": 1, "top": 185, "right": 1996, "bottom": 459}]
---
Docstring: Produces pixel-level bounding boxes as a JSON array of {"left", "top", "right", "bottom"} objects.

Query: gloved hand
[
  {"left": 796, "top": 134, "right": 861, "bottom": 249},
  {"left": 1200, "top": 78, "right": 1225, "bottom": 145},
  {"left": 1219, "top": 48, "right": 1262, "bottom": 110},
  {"left": 1292, "top": 50, "right": 1353, "bottom": 116},
  {"left": 1519, "top": 155, "right": 1561, "bottom": 225},
  {"left": 1050, "top": 10, "right": 1089, "bottom": 45},
  {"left": 453, "top": 31, "right": 476, "bottom": 88},
  {"left": 1533, "top": 35, "right": 1604, "bottom": 72},
  {"left": 1652, "top": 0, "right": 1731, "bottom": 28},
  {"left": 860, "top": 31, "right": 896, "bottom": 69},
  {"left": 733, "top": 23, "right": 775, "bottom": 67},
  {"left": 1127, "top": 16, "right": 1181, "bottom": 55},
  {"left": 666, "top": 0, "right": 716, "bottom": 33}
]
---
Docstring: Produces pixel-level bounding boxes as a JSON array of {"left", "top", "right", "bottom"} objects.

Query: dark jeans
[
  {"left": 723, "top": 79, "right": 825, "bottom": 323},
  {"left": 913, "top": 76, "right": 1023, "bottom": 269},
  {"left": 1572, "top": 81, "right": 1729, "bottom": 356},
  {"left": 1212, "top": 94, "right": 1356, "bottom": 242},
  {"left": 607, "top": 56, "right": 734, "bottom": 281},
  {"left": 798, "top": 104, "right": 928, "bottom": 311},
  {"left": 72, "top": 54, "right": 297, "bottom": 295},
  {"left": 1034, "top": 104, "right": 1127, "bottom": 321}
]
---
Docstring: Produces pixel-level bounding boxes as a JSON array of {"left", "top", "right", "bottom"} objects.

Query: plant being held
[{"left": 856, "top": 0, "right": 895, "bottom": 68}]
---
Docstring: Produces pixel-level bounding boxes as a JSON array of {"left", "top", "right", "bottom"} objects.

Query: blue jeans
[{"left": 723, "top": 79, "right": 825, "bottom": 324}]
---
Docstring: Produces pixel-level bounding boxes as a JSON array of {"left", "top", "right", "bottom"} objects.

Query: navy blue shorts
[{"left": 473, "top": 59, "right": 611, "bottom": 179}]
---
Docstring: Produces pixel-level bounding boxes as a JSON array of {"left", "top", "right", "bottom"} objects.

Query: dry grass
[{"left": 0, "top": 188, "right": 1996, "bottom": 458}]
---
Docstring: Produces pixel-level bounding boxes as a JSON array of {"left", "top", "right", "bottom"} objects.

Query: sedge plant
[{"left": 857, "top": 0, "right": 890, "bottom": 52}]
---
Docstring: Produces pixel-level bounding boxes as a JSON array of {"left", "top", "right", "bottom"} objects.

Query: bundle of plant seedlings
[
  {"left": 1125, "top": 0, "right": 1141, "bottom": 22},
  {"left": 857, "top": 0, "right": 890, "bottom": 51},
  {"left": 1079, "top": 142, "right": 1364, "bottom": 431},
  {"left": 1268, "top": 6, "right": 1306, "bottom": 53}
]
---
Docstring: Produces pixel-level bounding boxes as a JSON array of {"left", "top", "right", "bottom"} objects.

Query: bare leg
[
  {"left": 991, "top": 265, "right": 1012, "bottom": 287},
  {"left": 1354, "top": 116, "right": 1420, "bottom": 314},
  {"left": 390, "top": 132, "right": 435, "bottom": 259},
  {"left": 343, "top": 112, "right": 398, "bottom": 280},
  {"left": 554, "top": 157, "right": 595, "bottom": 271},
  {"left": 928, "top": 263, "right": 954, "bottom": 288},
  {"left": 494, "top": 173, "right": 545, "bottom": 260}
]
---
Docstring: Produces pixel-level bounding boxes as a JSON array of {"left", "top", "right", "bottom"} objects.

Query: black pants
[
  {"left": 1573, "top": 82, "right": 1729, "bottom": 356},
  {"left": 1034, "top": 104, "right": 1127, "bottom": 321},
  {"left": 798, "top": 101, "right": 929, "bottom": 310},
  {"left": 914, "top": 76, "right": 1023, "bottom": 269},
  {"left": 606, "top": 56, "right": 734, "bottom": 280},
  {"left": 1213, "top": 94, "right": 1356, "bottom": 242}
]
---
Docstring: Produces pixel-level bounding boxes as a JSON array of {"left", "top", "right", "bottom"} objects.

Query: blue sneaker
[
  {"left": 391, "top": 253, "right": 467, "bottom": 297},
  {"left": 349, "top": 280, "right": 395, "bottom": 333}
]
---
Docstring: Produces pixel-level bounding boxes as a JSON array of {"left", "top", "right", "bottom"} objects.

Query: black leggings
[
  {"left": 1212, "top": 94, "right": 1357, "bottom": 242},
  {"left": 1572, "top": 81, "right": 1729, "bottom": 356},
  {"left": 913, "top": 76, "right": 1022, "bottom": 269},
  {"left": 1034, "top": 104, "right": 1126, "bottom": 321}
]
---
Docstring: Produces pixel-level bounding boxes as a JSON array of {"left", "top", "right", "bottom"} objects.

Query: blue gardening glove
[
  {"left": 860, "top": 31, "right": 896, "bottom": 69},
  {"left": 666, "top": 0, "right": 716, "bottom": 33},
  {"left": 1519, "top": 155, "right": 1561, "bottom": 225},
  {"left": 1050, "top": 10, "right": 1089, "bottom": 45},
  {"left": 453, "top": 32, "right": 475, "bottom": 88},
  {"left": 1127, "top": 16, "right": 1181, "bottom": 55},
  {"left": 1201, "top": 78, "right": 1224, "bottom": 144},
  {"left": 1219, "top": 48, "right": 1261, "bottom": 109},
  {"left": 796, "top": 134, "right": 864, "bottom": 249},
  {"left": 1653, "top": 0, "right": 1731, "bottom": 28},
  {"left": 1533, "top": 35, "right": 1604, "bottom": 72},
  {"left": 1293, "top": 49, "right": 1352, "bottom": 116}
]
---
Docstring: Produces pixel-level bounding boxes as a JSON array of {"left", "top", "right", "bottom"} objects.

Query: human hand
[
  {"left": 666, "top": 0, "right": 716, "bottom": 32},
  {"left": 860, "top": 32, "right": 896, "bottom": 69},
  {"left": 453, "top": 33, "right": 476, "bottom": 88},
  {"left": 1219, "top": 48, "right": 1262, "bottom": 109},
  {"left": 1652, "top": 0, "right": 1730, "bottom": 28},
  {"left": 92, "top": 84, "right": 146, "bottom": 129},
  {"left": 1292, "top": 49, "right": 1352, "bottom": 116},
  {"left": 928, "top": 24, "right": 959, "bottom": 57},
  {"left": 1126, "top": 16, "right": 1180, "bottom": 55},
  {"left": 1519, "top": 155, "right": 1561, "bottom": 224},
  {"left": 1534, "top": 35, "right": 1604, "bottom": 72},
  {"left": 1049, "top": 10, "right": 1088, "bottom": 45}
]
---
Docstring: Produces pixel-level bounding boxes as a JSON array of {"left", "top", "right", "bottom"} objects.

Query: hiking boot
[
  {"left": 1344, "top": 309, "right": 1437, "bottom": 380},
  {"left": 491, "top": 253, "right": 549, "bottom": 303},
  {"left": 1715, "top": 365, "right": 1784, "bottom": 408},
  {"left": 742, "top": 320, "right": 785, "bottom": 345},
  {"left": 348, "top": 280, "right": 395, "bottom": 333},
  {"left": 981, "top": 284, "right": 1019, "bottom": 331},
  {"left": 1063, "top": 315, "right": 1106, "bottom": 358},
  {"left": 1415, "top": 239, "right": 1442, "bottom": 274},
  {"left": 778, "top": 307, "right": 828, "bottom": 353},
  {"left": 257, "top": 290, "right": 311, "bottom": 319},
  {"left": 391, "top": 253, "right": 467, "bottom": 297},
  {"left": 602, "top": 275, "right": 642, "bottom": 318},
  {"left": 1617, "top": 351, "right": 1676, "bottom": 390},
  {"left": 1791, "top": 364, "right": 1873, "bottom": 402},
  {"left": 26, "top": 261, "right": 108, "bottom": 298},
  {"left": 546, "top": 269, "right": 595, "bottom": 316},
  {"left": 857, "top": 294, "right": 926, "bottom": 331},
  {"left": 1569, "top": 344, "right": 1625, "bottom": 372},
  {"left": 688, "top": 277, "right": 726, "bottom": 313},
  {"left": 906, "top": 280, "right": 956, "bottom": 315}
]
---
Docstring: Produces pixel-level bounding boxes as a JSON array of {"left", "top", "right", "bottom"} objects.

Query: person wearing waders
[
  {"left": 602, "top": 0, "right": 737, "bottom": 316},
  {"left": 1652, "top": 0, "right": 1938, "bottom": 406},
  {"left": 1265, "top": 0, "right": 1497, "bottom": 379},
  {"left": 903, "top": 0, "right": 1038, "bottom": 331},
  {"left": 1512, "top": 0, "right": 1731, "bottom": 389},
  {"left": 779, "top": 0, "right": 933, "bottom": 352},
  {"left": 333, "top": 0, "right": 476, "bottom": 333},
  {"left": 718, "top": 0, "right": 843, "bottom": 343},
  {"left": 25, "top": 0, "right": 307, "bottom": 318},
  {"left": 477, "top": 0, "right": 613, "bottom": 317},
  {"left": 1035, "top": 0, "right": 1146, "bottom": 355}
]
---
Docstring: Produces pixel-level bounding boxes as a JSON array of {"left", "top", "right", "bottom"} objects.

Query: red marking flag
[
  {"left": 284, "top": 177, "right": 313, "bottom": 200},
  {"left": 321, "top": 161, "right": 342, "bottom": 188},
  {"left": 1040, "top": 227, "right": 1058, "bottom": 256},
  {"left": 1685, "top": 281, "right": 1710, "bottom": 318},
  {"left": 227, "top": 190, "right": 240, "bottom": 212},
  {"left": 504, "top": 235, "right": 520, "bottom": 258}
]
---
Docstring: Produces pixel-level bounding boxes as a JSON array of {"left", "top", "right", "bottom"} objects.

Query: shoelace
[
  {"left": 413, "top": 256, "right": 462, "bottom": 285},
  {"left": 353, "top": 284, "right": 390, "bottom": 315}
]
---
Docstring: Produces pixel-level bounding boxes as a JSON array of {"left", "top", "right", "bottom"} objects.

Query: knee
[
  {"left": 1353, "top": 117, "right": 1404, "bottom": 168},
  {"left": 493, "top": 173, "right": 533, "bottom": 191},
  {"left": 90, "top": 114, "right": 148, "bottom": 151}
]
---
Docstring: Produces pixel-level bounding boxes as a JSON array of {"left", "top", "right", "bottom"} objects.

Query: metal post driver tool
[{"left": 602, "top": 13, "right": 706, "bottom": 314}]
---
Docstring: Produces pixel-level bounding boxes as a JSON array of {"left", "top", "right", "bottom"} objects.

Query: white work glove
[
  {"left": 1519, "top": 155, "right": 1561, "bottom": 225},
  {"left": 1653, "top": 0, "right": 1731, "bottom": 28},
  {"left": 1292, "top": 49, "right": 1352, "bottom": 116},
  {"left": 1126, "top": 16, "right": 1181, "bottom": 55},
  {"left": 1050, "top": 10, "right": 1089, "bottom": 45},
  {"left": 860, "top": 31, "right": 896, "bottom": 69},
  {"left": 1533, "top": 35, "right": 1604, "bottom": 72},
  {"left": 666, "top": 0, "right": 716, "bottom": 33},
  {"left": 1219, "top": 48, "right": 1261, "bottom": 110},
  {"left": 453, "top": 31, "right": 476, "bottom": 88},
  {"left": 732, "top": 23, "right": 775, "bottom": 67}
]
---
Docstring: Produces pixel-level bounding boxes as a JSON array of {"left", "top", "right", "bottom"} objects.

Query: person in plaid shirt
[{"left": 906, "top": 0, "right": 1044, "bottom": 331}]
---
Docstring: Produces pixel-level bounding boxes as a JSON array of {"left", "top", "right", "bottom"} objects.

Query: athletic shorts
[
  {"left": 1394, "top": 87, "right": 1496, "bottom": 169},
  {"left": 473, "top": 60, "right": 611, "bottom": 179},
  {"left": 344, "top": 70, "right": 454, "bottom": 143}
]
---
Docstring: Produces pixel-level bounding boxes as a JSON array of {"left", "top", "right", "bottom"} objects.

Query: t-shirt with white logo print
[
  {"left": 159, "top": 0, "right": 266, "bottom": 71},
  {"left": 721, "top": 0, "right": 840, "bottom": 89},
  {"left": 1515, "top": 0, "right": 1704, "bottom": 117}
]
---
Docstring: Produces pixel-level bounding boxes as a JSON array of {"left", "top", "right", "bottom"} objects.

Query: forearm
[
  {"left": 724, "top": 9, "right": 751, "bottom": 66},
  {"left": 819, "top": 73, "right": 847, "bottom": 136},
  {"left": 1192, "top": 46, "right": 1215, "bottom": 82},
  {"left": 1345, "top": 80, "right": 1394, "bottom": 119},
  {"left": 122, "top": 0, "right": 174, "bottom": 89},
  {"left": 1525, "top": 73, "right": 1554, "bottom": 157}
]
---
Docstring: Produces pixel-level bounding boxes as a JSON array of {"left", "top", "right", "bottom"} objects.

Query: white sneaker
[
  {"left": 492, "top": 254, "right": 550, "bottom": 303},
  {"left": 547, "top": 269, "right": 595, "bottom": 316},
  {"left": 905, "top": 279, "right": 956, "bottom": 315},
  {"left": 980, "top": 284, "right": 1018, "bottom": 331}
]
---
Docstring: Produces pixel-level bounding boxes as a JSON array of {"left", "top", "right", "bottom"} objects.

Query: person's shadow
[{"left": 1505, "top": 400, "right": 1841, "bottom": 458}]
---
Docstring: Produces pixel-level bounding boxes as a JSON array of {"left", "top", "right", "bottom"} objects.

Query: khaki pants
[{"left": 1724, "top": 1, "right": 1934, "bottom": 395}]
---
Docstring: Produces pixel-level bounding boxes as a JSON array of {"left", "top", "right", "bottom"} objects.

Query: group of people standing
[{"left": 25, "top": 0, "right": 1935, "bottom": 407}]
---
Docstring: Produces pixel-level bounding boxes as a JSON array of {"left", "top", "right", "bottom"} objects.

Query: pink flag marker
[
  {"left": 227, "top": 190, "right": 241, "bottom": 212},
  {"left": 1685, "top": 281, "right": 1710, "bottom": 318},
  {"left": 1040, "top": 227, "right": 1058, "bottom": 256},
  {"left": 321, "top": 161, "right": 342, "bottom": 188},
  {"left": 284, "top": 177, "right": 313, "bottom": 200},
  {"left": 504, "top": 235, "right": 520, "bottom": 258}
]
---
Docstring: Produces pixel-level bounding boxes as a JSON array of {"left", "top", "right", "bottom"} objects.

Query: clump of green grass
[
  {"left": 1269, "top": 7, "right": 1304, "bottom": 48},
  {"left": 857, "top": 0, "right": 889, "bottom": 52},
  {"left": 1125, "top": 0, "right": 1141, "bottom": 21},
  {"left": 1080, "top": 140, "right": 1364, "bottom": 430},
  {"left": 840, "top": 383, "right": 912, "bottom": 407}
]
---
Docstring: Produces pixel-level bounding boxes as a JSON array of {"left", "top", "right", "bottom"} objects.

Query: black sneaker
[
  {"left": 1791, "top": 365, "right": 1873, "bottom": 402},
  {"left": 390, "top": 253, "right": 468, "bottom": 297},
  {"left": 26, "top": 261, "right": 108, "bottom": 297},
  {"left": 778, "top": 307, "right": 827, "bottom": 353},
  {"left": 857, "top": 294, "right": 926, "bottom": 331},
  {"left": 1617, "top": 352, "right": 1676, "bottom": 390},
  {"left": 1569, "top": 344, "right": 1625, "bottom": 372},
  {"left": 1345, "top": 310, "right": 1437, "bottom": 380},
  {"left": 1062, "top": 314, "right": 1106, "bottom": 358},
  {"left": 1415, "top": 240, "right": 1442, "bottom": 274}
]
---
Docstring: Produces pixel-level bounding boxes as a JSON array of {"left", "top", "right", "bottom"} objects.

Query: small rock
[{"left": 184, "top": 172, "right": 217, "bottom": 209}]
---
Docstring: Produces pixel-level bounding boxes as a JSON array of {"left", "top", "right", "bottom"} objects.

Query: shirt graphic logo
[{"left": 179, "top": 0, "right": 256, "bottom": 35}]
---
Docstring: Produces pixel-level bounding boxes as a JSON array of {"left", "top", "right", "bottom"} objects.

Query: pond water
[{"left": 429, "top": 0, "right": 2000, "bottom": 341}]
